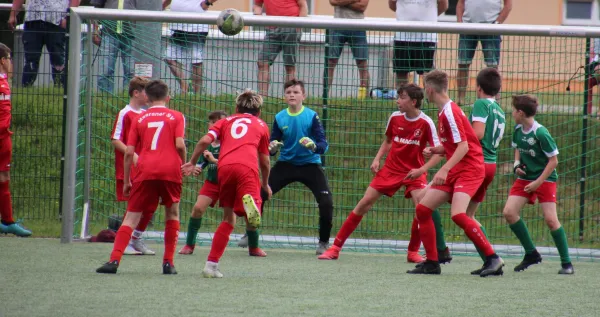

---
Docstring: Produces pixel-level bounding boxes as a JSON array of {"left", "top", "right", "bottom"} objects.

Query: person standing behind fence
[
  {"left": 8, "top": 0, "right": 80, "bottom": 88},
  {"left": 91, "top": 0, "right": 137, "bottom": 94},
  {"left": 163, "top": 0, "right": 217, "bottom": 95},
  {"left": 455, "top": 0, "right": 512, "bottom": 105},
  {"left": 254, "top": 0, "right": 308, "bottom": 97},
  {"left": 389, "top": 0, "right": 447, "bottom": 89},
  {"left": 326, "top": 0, "right": 370, "bottom": 100}
]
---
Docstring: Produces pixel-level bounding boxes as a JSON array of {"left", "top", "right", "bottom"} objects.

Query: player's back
[
  {"left": 112, "top": 105, "right": 144, "bottom": 180},
  {"left": 209, "top": 113, "right": 270, "bottom": 171},
  {"left": 0, "top": 73, "right": 11, "bottom": 138},
  {"left": 131, "top": 106, "right": 185, "bottom": 184},
  {"left": 470, "top": 98, "right": 505, "bottom": 163}
]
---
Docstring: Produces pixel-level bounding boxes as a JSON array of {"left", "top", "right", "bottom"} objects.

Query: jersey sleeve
[
  {"left": 126, "top": 119, "right": 139, "bottom": 147},
  {"left": 270, "top": 117, "right": 283, "bottom": 142},
  {"left": 310, "top": 113, "right": 329, "bottom": 155},
  {"left": 471, "top": 100, "right": 489, "bottom": 123},
  {"left": 208, "top": 117, "right": 226, "bottom": 141},
  {"left": 384, "top": 114, "right": 394, "bottom": 140},
  {"left": 258, "top": 124, "right": 270, "bottom": 155},
  {"left": 511, "top": 125, "right": 520, "bottom": 148},
  {"left": 445, "top": 106, "right": 467, "bottom": 143},
  {"left": 424, "top": 116, "right": 440, "bottom": 147},
  {"left": 111, "top": 111, "right": 126, "bottom": 140},
  {"left": 536, "top": 127, "right": 559, "bottom": 157}
]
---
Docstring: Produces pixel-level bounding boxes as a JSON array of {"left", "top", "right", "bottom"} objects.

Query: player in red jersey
[
  {"left": 97, "top": 80, "right": 187, "bottom": 275},
  {"left": 406, "top": 70, "right": 503, "bottom": 276},
  {"left": 182, "top": 89, "right": 271, "bottom": 278},
  {"left": 0, "top": 43, "right": 31, "bottom": 237},
  {"left": 318, "top": 84, "right": 443, "bottom": 262},
  {"left": 110, "top": 76, "right": 155, "bottom": 255}
]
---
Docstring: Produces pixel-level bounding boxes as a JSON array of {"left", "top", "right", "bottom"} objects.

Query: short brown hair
[
  {"left": 208, "top": 110, "right": 228, "bottom": 122},
  {"left": 423, "top": 70, "right": 449, "bottom": 93},
  {"left": 144, "top": 80, "right": 169, "bottom": 102},
  {"left": 512, "top": 94, "right": 538, "bottom": 117},
  {"left": 476, "top": 68, "right": 502, "bottom": 96},
  {"left": 284, "top": 79, "right": 305, "bottom": 94},
  {"left": 128, "top": 76, "right": 150, "bottom": 97},
  {"left": 0, "top": 43, "right": 11, "bottom": 59},
  {"left": 397, "top": 83, "right": 424, "bottom": 109},
  {"left": 236, "top": 89, "right": 262, "bottom": 116}
]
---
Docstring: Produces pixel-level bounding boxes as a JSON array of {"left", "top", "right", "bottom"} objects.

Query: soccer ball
[{"left": 217, "top": 9, "right": 244, "bottom": 36}]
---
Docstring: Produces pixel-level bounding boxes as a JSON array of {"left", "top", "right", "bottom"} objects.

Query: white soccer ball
[{"left": 217, "top": 9, "right": 244, "bottom": 36}]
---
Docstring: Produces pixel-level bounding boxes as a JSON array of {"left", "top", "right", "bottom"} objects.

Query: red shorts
[
  {"left": 431, "top": 170, "right": 484, "bottom": 200},
  {"left": 369, "top": 167, "right": 427, "bottom": 198},
  {"left": 0, "top": 136, "right": 12, "bottom": 172},
  {"left": 199, "top": 180, "right": 219, "bottom": 207},
  {"left": 509, "top": 179, "right": 557, "bottom": 204},
  {"left": 471, "top": 163, "right": 497, "bottom": 203},
  {"left": 116, "top": 179, "right": 128, "bottom": 202},
  {"left": 218, "top": 165, "right": 262, "bottom": 217},
  {"left": 127, "top": 180, "right": 182, "bottom": 213}
]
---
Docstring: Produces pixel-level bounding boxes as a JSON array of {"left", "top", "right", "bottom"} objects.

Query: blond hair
[
  {"left": 424, "top": 70, "right": 449, "bottom": 93},
  {"left": 235, "top": 89, "right": 263, "bottom": 115}
]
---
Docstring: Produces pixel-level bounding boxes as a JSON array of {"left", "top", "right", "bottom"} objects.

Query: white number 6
[{"left": 231, "top": 118, "right": 251, "bottom": 139}]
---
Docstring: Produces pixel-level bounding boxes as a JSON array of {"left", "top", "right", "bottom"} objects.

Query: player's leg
[
  {"left": 129, "top": 211, "right": 156, "bottom": 255},
  {"left": 350, "top": 30, "right": 370, "bottom": 99},
  {"left": 238, "top": 170, "right": 267, "bottom": 256},
  {"left": 159, "top": 181, "right": 183, "bottom": 274},
  {"left": 0, "top": 137, "right": 31, "bottom": 236},
  {"left": 203, "top": 208, "right": 236, "bottom": 278},
  {"left": 411, "top": 184, "right": 450, "bottom": 263},
  {"left": 179, "top": 195, "right": 213, "bottom": 255},
  {"left": 298, "top": 164, "right": 334, "bottom": 254},
  {"left": 407, "top": 189, "right": 425, "bottom": 263},
  {"left": 467, "top": 163, "right": 496, "bottom": 262}
]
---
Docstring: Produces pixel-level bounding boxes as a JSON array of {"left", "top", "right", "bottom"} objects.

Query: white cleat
[
  {"left": 242, "top": 194, "right": 261, "bottom": 228},
  {"left": 202, "top": 261, "right": 224, "bottom": 278},
  {"left": 237, "top": 234, "right": 249, "bottom": 248},
  {"left": 131, "top": 238, "right": 156, "bottom": 255},
  {"left": 123, "top": 244, "right": 142, "bottom": 255}
]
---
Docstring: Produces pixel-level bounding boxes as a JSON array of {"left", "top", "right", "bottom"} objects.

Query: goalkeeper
[{"left": 238, "top": 79, "right": 333, "bottom": 255}]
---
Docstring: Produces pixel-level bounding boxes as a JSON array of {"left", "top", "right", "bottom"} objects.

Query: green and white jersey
[
  {"left": 469, "top": 98, "right": 506, "bottom": 163},
  {"left": 511, "top": 121, "right": 559, "bottom": 182},
  {"left": 200, "top": 143, "right": 220, "bottom": 183}
]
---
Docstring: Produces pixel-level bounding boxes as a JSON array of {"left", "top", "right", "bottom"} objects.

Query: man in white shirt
[{"left": 389, "top": 0, "right": 448, "bottom": 89}]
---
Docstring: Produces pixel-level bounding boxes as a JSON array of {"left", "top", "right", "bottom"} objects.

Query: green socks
[
  {"left": 185, "top": 217, "right": 203, "bottom": 246},
  {"left": 247, "top": 229, "right": 260, "bottom": 249},
  {"left": 551, "top": 226, "right": 571, "bottom": 264},
  {"left": 431, "top": 209, "right": 447, "bottom": 251},
  {"left": 474, "top": 226, "right": 489, "bottom": 261},
  {"left": 509, "top": 219, "right": 536, "bottom": 254}
]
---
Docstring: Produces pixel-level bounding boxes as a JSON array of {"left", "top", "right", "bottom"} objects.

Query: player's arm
[
  {"left": 388, "top": 0, "right": 396, "bottom": 12},
  {"left": 472, "top": 122, "right": 485, "bottom": 140},
  {"left": 123, "top": 145, "right": 135, "bottom": 185},
  {"left": 347, "top": 0, "right": 368, "bottom": 12},
  {"left": 437, "top": 0, "right": 448, "bottom": 15},
  {"left": 471, "top": 101, "right": 488, "bottom": 140},
  {"left": 535, "top": 156, "right": 558, "bottom": 183},
  {"left": 259, "top": 153, "right": 271, "bottom": 189},
  {"left": 431, "top": 141, "right": 468, "bottom": 185},
  {"left": 176, "top": 137, "right": 186, "bottom": 163},
  {"left": 371, "top": 137, "right": 392, "bottom": 174},
  {"left": 456, "top": 0, "right": 465, "bottom": 22},
  {"left": 269, "top": 118, "right": 284, "bottom": 155},
  {"left": 188, "top": 135, "right": 212, "bottom": 166},
  {"left": 297, "top": 0, "right": 309, "bottom": 17},
  {"left": 307, "top": 113, "right": 329, "bottom": 155}
]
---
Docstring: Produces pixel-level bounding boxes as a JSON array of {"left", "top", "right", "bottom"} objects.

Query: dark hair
[
  {"left": 0, "top": 43, "right": 11, "bottom": 59},
  {"left": 476, "top": 68, "right": 502, "bottom": 96},
  {"left": 423, "top": 70, "right": 448, "bottom": 93},
  {"left": 128, "top": 76, "right": 150, "bottom": 97},
  {"left": 236, "top": 89, "right": 262, "bottom": 116},
  {"left": 208, "top": 110, "right": 228, "bottom": 121},
  {"left": 512, "top": 94, "right": 538, "bottom": 117},
  {"left": 397, "top": 83, "right": 424, "bottom": 109},
  {"left": 144, "top": 80, "right": 169, "bottom": 102},
  {"left": 283, "top": 79, "right": 305, "bottom": 94}
]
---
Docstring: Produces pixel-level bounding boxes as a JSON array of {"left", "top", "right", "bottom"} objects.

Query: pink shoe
[
  {"left": 178, "top": 245, "right": 195, "bottom": 255},
  {"left": 318, "top": 245, "right": 341, "bottom": 260},
  {"left": 249, "top": 247, "right": 267, "bottom": 257},
  {"left": 407, "top": 251, "right": 425, "bottom": 263}
]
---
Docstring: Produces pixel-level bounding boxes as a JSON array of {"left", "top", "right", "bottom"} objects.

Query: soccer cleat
[
  {"left": 202, "top": 261, "right": 224, "bottom": 278},
  {"left": 123, "top": 244, "right": 142, "bottom": 255},
  {"left": 472, "top": 257, "right": 505, "bottom": 275},
  {"left": 1, "top": 223, "right": 32, "bottom": 237},
  {"left": 406, "top": 260, "right": 441, "bottom": 275},
  {"left": 131, "top": 238, "right": 156, "bottom": 255},
  {"left": 96, "top": 260, "right": 119, "bottom": 274},
  {"left": 514, "top": 250, "right": 542, "bottom": 272},
  {"left": 178, "top": 244, "right": 195, "bottom": 255},
  {"left": 558, "top": 262, "right": 574, "bottom": 275},
  {"left": 357, "top": 87, "right": 367, "bottom": 99},
  {"left": 407, "top": 251, "right": 425, "bottom": 263},
  {"left": 163, "top": 262, "right": 177, "bottom": 275},
  {"left": 237, "top": 234, "right": 249, "bottom": 248},
  {"left": 243, "top": 194, "right": 261, "bottom": 228},
  {"left": 317, "top": 245, "right": 341, "bottom": 260},
  {"left": 316, "top": 242, "right": 329, "bottom": 255},
  {"left": 479, "top": 255, "right": 504, "bottom": 277},
  {"left": 249, "top": 247, "right": 267, "bottom": 257},
  {"left": 438, "top": 247, "right": 453, "bottom": 264}
]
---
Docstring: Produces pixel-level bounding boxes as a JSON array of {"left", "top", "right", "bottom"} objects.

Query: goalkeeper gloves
[
  {"left": 269, "top": 140, "right": 284, "bottom": 154},
  {"left": 299, "top": 137, "right": 316, "bottom": 152}
]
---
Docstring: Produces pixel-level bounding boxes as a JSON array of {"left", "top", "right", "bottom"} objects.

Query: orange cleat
[
  {"left": 407, "top": 251, "right": 425, "bottom": 263},
  {"left": 317, "top": 245, "right": 341, "bottom": 260},
  {"left": 178, "top": 245, "right": 195, "bottom": 255},
  {"left": 249, "top": 247, "right": 267, "bottom": 257}
]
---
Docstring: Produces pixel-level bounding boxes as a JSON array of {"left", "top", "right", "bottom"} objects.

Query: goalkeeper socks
[
  {"left": 415, "top": 204, "right": 438, "bottom": 262},
  {"left": 163, "top": 220, "right": 180, "bottom": 265},
  {"left": 207, "top": 221, "right": 234, "bottom": 263},
  {"left": 0, "top": 181, "right": 14, "bottom": 224},
  {"left": 452, "top": 213, "right": 494, "bottom": 257},
  {"left": 474, "top": 226, "right": 489, "bottom": 261},
  {"left": 431, "top": 209, "right": 447, "bottom": 251},
  {"left": 551, "top": 226, "right": 571, "bottom": 264},
  {"left": 132, "top": 212, "right": 153, "bottom": 240},
  {"left": 109, "top": 225, "right": 134, "bottom": 263},
  {"left": 185, "top": 217, "right": 203, "bottom": 246},
  {"left": 509, "top": 219, "right": 536, "bottom": 254},
  {"left": 407, "top": 217, "right": 421, "bottom": 252},
  {"left": 333, "top": 211, "right": 363, "bottom": 248},
  {"left": 247, "top": 229, "right": 260, "bottom": 248}
]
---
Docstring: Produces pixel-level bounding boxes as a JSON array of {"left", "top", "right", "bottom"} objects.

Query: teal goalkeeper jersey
[
  {"left": 469, "top": 98, "right": 506, "bottom": 163},
  {"left": 511, "top": 121, "right": 559, "bottom": 182}
]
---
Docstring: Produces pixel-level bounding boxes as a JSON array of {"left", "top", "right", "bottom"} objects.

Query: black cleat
[
  {"left": 558, "top": 262, "right": 574, "bottom": 275},
  {"left": 514, "top": 250, "right": 542, "bottom": 272},
  {"left": 163, "top": 262, "right": 177, "bottom": 275},
  {"left": 407, "top": 260, "right": 441, "bottom": 275},
  {"left": 480, "top": 255, "right": 504, "bottom": 277},
  {"left": 96, "top": 260, "right": 119, "bottom": 274},
  {"left": 438, "top": 247, "right": 453, "bottom": 264},
  {"left": 471, "top": 266, "right": 484, "bottom": 275}
]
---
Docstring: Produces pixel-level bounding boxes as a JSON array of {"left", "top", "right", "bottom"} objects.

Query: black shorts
[{"left": 393, "top": 41, "right": 436, "bottom": 74}]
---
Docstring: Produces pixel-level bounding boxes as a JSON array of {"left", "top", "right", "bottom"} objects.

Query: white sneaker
[
  {"left": 123, "top": 243, "right": 142, "bottom": 255},
  {"left": 202, "top": 261, "right": 224, "bottom": 278},
  {"left": 237, "top": 234, "right": 249, "bottom": 248},
  {"left": 131, "top": 238, "right": 156, "bottom": 255}
]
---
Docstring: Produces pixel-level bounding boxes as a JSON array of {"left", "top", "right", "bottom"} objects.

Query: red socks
[
  {"left": 132, "top": 212, "right": 153, "bottom": 240},
  {"left": 452, "top": 213, "right": 495, "bottom": 257},
  {"left": 333, "top": 211, "right": 363, "bottom": 248},
  {"left": 407, "top": 217, "right": 421, "bottom": 252},
  {"left": 109, "top": 225, "right": 134, "bottom": 263},
  {"left": 0, "top": 181, "right": 14, "bottom": 224},
  {"left": 163, "top": 219, "right": 180, "bottom": 265},
  {"left": 207, "top": 221, "right": 234, "bottom": 263},
  {"left": 415, "top": 204, "right": 437, "bottom": 261}
]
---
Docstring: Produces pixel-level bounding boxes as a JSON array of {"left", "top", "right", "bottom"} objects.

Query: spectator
[
  {"left": 456, "top": 0, "right": 512, "bottom": 105},
  {"left": 389, "top": 0, "right": 447, "bottom": 89},
  {"left": 327, "top": 0, "right": 370, "bottom": 99},
  {"left": 91, "top": 0, "right": 137, "bottom": 94},
  {"left": 254, "top": 0, "right": 308, "bottom": 96},
  {"left": 8, "top": 0, "right": 80, "bottom": 88},
  {"left": 163, "top": 0, "right": 217, "bottom": 95}
]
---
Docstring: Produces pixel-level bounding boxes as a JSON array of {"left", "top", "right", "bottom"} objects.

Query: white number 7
[{"left": 148, "top": 121, "right": 164, "bottom": 150}]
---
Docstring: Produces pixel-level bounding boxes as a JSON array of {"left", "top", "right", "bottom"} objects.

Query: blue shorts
[
  {"left": 327, "top": 30, "right": 369, "bottom": 61},
  {"left": 458, "top": 34, "right": 501, "bottom": 66}
]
